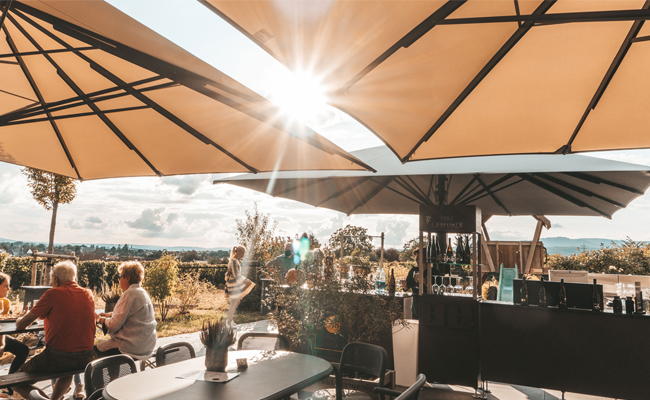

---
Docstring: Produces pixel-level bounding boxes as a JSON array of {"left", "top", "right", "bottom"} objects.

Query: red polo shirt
[{"left": 30, "top": 281, "right": 95, "bottom": 352}]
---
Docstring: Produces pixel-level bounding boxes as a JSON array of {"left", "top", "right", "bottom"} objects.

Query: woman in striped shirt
[{"left": 226, "top": 246, "right": 255, "bottom": 328}]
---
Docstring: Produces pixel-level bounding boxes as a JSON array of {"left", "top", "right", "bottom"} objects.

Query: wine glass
[
  {"left": 435, "top": 276, "right": 443, "bottom": 295},
  {"left": 442, "top": 276, "right": 450, "bottom": 295},
  {"left": 455, "top": 278, "right": 463, "bottom": 296},
  {"left": 449, "top": 277, "right": 457, "bottom": 296},
  {"left": 465, "top": 277, "right": 474, "bottom": 297},
  {"left": 431, "top": 276, "right": 439, "bottom": 295}
]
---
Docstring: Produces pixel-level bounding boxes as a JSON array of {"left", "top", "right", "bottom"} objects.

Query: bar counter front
[{"left": 418, "top": 294, "right": 650, "bottom": 400}]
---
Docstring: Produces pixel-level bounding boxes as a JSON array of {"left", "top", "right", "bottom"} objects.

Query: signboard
[{"left": 419, "top": 205, "right": 481, "bottom": 233}]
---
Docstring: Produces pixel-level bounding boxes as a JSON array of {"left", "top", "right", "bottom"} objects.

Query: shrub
[
  {"left": 2, "top": 257, "right": 32, "bottom": 290},
  {"left": 173, "top": 270, "right": 213, "bottom": 314},
  {"left": 144, "top": 255, "right": 178, "bottom": 321}
]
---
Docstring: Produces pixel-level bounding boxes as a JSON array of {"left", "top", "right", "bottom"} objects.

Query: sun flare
[{"left": 268, "top": 72, "right": 329, "bottom": 125}]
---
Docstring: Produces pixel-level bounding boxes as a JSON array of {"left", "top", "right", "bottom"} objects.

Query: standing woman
[
  {"left": 0, "top": 273, "right": 29, "bottom": 399},
  {"left": 226, "top": 246, "right": 255, "bottom": 328}
]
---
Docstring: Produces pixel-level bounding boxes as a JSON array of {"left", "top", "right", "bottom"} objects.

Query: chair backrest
[
  {"left": 395, "top": 374, "right": 427, "bottom": 400},
  {"left": 237, "top": 332, "right": 290, "bottom": 351},
  {"left": 84, "top": 354, "right": 137, "bottom": 397},
  {"left": 339, "top": 342, "right": 387, "bottom": 381},
  {"left": 155, "top": 342, "right": 196, "bottom": 366},
  {"left": 87, "top": 389, "right": 104, "bottom": 400}
]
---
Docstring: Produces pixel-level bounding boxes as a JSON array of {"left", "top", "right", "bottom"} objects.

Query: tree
[
  {"left": 235, "top": 203, "right": 284, "bottom": 266},
  {"left": 402, "top": 237, "right": 420, "bottom": 261},
  {"left": 328, "top": 225, "right": 373, "bottom": 258},
  {"left": 144, "top": 254, "right": 178, "bottom": 321},
  {"left": 377, "top": 248, "right": 401, "bottom": 262},
  {"left": 181, "top": 250, "right": 201, "bottom": 262},
  {"left": 22, "top": 168, "right": 77, "bottom": 254}
]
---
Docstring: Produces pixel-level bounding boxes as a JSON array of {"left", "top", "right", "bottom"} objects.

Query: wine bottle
[
  {"left": 426, "top": 238, "right": 433, "bottom": 264},
  {"left": 626, "top": 296, "right": 634, "bottom": 314},
  {"left": 436, "top": 237, "right": 443, "bottom": 263},
  {"left": 520, "top": 276, "right": 529, "bottom": 306},
  {"left": 592, "top": 278, "right": 601, "bottom": 312},
  {"left": 538, "top": 276, "right": 547, "bottom": 307},
  {"left": 613, "top": 296, "right": 623, "bottom": 314},
  {"left": 446, "top": 238, "right": 454, "bottom": 263},
  {"left": 464, "top": 235, "right": 471, "bottom": 264},
  {"left": 635, "top": 282, "right": 645, "bottom": 314},
  {"left": 430, "top": 235, "right": 438, "bottom": 266},
  {"left": 455, "top": 236, "right": 463, "bottom": 264},
  {"left": 558, "top": 279, "right": 567, "bottom": 309},
  {"left": 388, "top": 268, "right": 396, "bottom": 295}
]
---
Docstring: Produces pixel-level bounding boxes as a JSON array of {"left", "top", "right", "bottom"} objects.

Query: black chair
[
  {"left": 237, "top": 332, "right": 290, "bottom": 351},
  {"left": 155, "top": 342, "right": 196, "bottom": 366},
  {"left": 87, "top": 389, "right": 104, "bottom": 400},
  {"left": 374, "top": 374, "right": 427, "bottom": 400},
  {"left": 84, "top": 354, "right": 137, "bottom": 398},
  {"left": 311, "top": 342, "right": 388, "bottom": 400}
]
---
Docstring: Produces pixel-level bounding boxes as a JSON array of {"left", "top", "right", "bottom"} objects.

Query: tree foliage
[
  {"left": 22, "top": 168, "right": 77, "bottom": 255},
  {"left": 546, "top": 238, "right": 650, "bottom": 275},
  {"left": 144, "top": 254, "right": 178, "bottom": 321},
  {"left": 235, "top": 203, "right": 284, "bottom": 265},
  {"left": 377, "top": 248, "right": 401, "bottom": 262},
  {"left": 328, "top": 225, "right": 373, "bottom": 258}
]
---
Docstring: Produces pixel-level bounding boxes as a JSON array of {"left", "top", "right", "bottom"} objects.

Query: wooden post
[
  {"left": 524, "top": 215, "right": 551, "bottom": 274},
  {"left": 380, "top": 232, "right": 384, "bottom": 270},
  {"left": 419, "top": 230, "right": 424, "bottom": 296},
  {"left": 31, "top": 255, "right": 37, "bottom": 286}
]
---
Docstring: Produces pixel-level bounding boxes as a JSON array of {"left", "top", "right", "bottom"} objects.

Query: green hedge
[{"left": 0, "top": 257, "right": 229, "bottom": 290}]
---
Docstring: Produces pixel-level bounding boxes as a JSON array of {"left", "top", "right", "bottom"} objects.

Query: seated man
[
  {"left": 265, "top": 242, "right": 297, "bottom": 284},
  {"left": 13, "top": 261, "right": 95, "bottom": 400}
]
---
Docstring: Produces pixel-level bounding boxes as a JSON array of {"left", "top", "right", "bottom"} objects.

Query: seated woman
[
  {"left": 0, "top": 273, "right": 30, "bottom": 399},
  {"left": 95, "top": 261, "right": 157, "bottom": 359}
]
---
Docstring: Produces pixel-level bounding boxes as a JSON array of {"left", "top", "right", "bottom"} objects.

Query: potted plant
[
  {"left": 100, "top": 282, "right": 121, "bottom": 313},
  {"left": 200, "top": 317, "right": 235, "bottom": 372}
]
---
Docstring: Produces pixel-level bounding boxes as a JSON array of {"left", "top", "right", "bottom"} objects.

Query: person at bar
[
  {"left": 0, "top": 273, "right": 30, "bottom": 399},
  {"left": 12, "top": 261, "right": 95, "bottom": 400},
  {"left": 265, "top": 242, "right": 297, "bottom": 284}
]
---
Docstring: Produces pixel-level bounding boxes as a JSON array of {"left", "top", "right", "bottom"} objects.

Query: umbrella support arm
[{"left": 522, "top": 216, "right": 551, "bottom": 274}]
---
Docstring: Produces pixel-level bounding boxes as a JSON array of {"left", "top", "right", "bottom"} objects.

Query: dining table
[
  {"left": 102, "top": 349, "right": 333, "bottom": 400},
  {"left": 0, "top": 319, "right": 44, "bottom": 335}
]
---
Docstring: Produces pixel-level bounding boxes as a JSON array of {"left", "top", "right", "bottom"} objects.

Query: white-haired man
[{"left": 13, "top": 261, "right": 95, "bottom": 400}]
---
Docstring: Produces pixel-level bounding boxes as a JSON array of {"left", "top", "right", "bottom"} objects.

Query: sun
[{"left": 267, "top": 71, "right": 329, "bottom": 125}]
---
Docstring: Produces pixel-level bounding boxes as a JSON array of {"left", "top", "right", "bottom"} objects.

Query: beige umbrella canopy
[
  {"left": 0, "top": 0, "right": 373, "bottom": 181},
  {"left": 202, "top": 0, "right": 650, "bottom": 162}
]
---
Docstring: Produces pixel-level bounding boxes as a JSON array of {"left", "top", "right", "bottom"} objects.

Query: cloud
[
  {"left": 489, "top": 230, "right": 529, "bottom": 241},
  {"left": 159, "top": 175, "right": 211, "bottom": 195},
  {"left": 68, "top": 220, "right": 82, "bottom": 229},
  {"left": 376, "top": 219, "right": 411, "bottom": 247},
  {"left": 126, "top": 208, "right": 168, "bottom": 232},
  {"left": 553, "top": 223, "right": 564, "bottom": 229}
]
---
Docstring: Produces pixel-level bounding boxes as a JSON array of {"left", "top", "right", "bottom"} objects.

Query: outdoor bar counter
[{"left": 418, "top": 294, "right": 650, "bottom": 400}]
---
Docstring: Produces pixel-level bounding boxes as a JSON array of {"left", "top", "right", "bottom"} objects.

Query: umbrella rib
[
  {"left": 1, "top": 21, "right": 81, "bottom": 180},
  {"left": 403, "top": 175, "right": 430, "bottom": 201},
  {"left": 404, "top": 0, "right": 556, "bottom": 162},
  {"left": 561, "top": 172, "right": 645, "bottom": 195},
  {"left": 464, "top": 176, "right": 527, "bottom": 204},
  {"left": 3, "top": 105, "right": 150, "bottom": 126},
  {"left": 474, "top": 175, "right": 512, "bottom": 216},
  {"left": 427, "top": 175, "right": 435, "bottom": 199},
  {"left": 273, "top": 177, "right": 331, "bottom": 197},
  {"left": 450, "top": 176, "right": 479, "bottom": 205},
  {"left": 460, "top": 174, "right": 518, "bottom": 204},
  {"left": 535, "top": 173, "right": 626, "bottom": 208},
  {"left": 315, "top": 177, "right": 375, "bottom": 207},
  {"left": 0, "top": 0, "right": 13, "bottom": 31},
  {"left": 436, "top": 8, "right": 650, "bottom": 25},
  {"left": 518, "top": 174, "right": 611, "bottom": 218},
  {"left": 0, "top": 87, "right": 37, "bottom": 103},
  {"left": 335, "top": 1, "right": 465, "bottom": 96},
  {"left": 7, "top": 12, "right": 162, "bottom": 177},
  {"left": 0, "top": 46, "right": 95, "bottom": 59},
  {"left": 392, "top": 177, "right": 433, "bottom": 205},
  {"left": 1, "top": 77, "right": 171, "bottom": 122},
  {"left": 375, "top": 179, "right": 425, "bottom": 205},
  {"left": 346, "top": 177, "right": 395, "bottom": 215},
  {"left": 561, "top": 1, "right": 650, "bottom": 154}
]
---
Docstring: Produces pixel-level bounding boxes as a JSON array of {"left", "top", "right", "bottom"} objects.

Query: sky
[{"left": 2, "top": 0, "right": 650, "bottom": 250}]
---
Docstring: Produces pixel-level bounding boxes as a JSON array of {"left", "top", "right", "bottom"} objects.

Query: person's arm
[
  {"left": 16, "top": 311, "right": 38, "bottom": 330},
  {"left": 102, "top": 291, "right": 131, "bottom": 333}
]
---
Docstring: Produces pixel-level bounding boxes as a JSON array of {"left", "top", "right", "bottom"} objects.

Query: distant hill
[
  {"left": 541, "top": 237, "right": 628, "bottom": 256},
  {"left": 0, "top": 238, "right": 229, "bottom": 252}
]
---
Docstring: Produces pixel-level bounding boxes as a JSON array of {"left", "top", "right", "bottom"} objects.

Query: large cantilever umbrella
[
  {"left": 216, "top": 146, "right": 650, "bottom": 219},
  {"left": 203, "top": 0, "right": 650, "bottom": 162},
  {"left": 0, "top": 0, "right": 373, "bottom": 180}
]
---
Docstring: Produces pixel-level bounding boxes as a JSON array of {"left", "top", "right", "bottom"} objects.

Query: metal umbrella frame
[
  {"left": 216, "top": 146, "right": 650, "bottom": 219},
  {"left": 202, "top": 0, "right": 650, "bottom": 163},
  {"left": 0, "top": 0, "right": 373, "bottom": 180}
]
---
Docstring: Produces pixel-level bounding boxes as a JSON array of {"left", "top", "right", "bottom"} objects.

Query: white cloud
[{"left": 126, "top": 208, "right": 168, "bottom": 232}]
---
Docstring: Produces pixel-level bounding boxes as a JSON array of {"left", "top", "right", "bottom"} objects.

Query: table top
[
  {"left": 103, "top": 350, "right": 333, "bottom": 400},
  {"left": 0, "top": 320, "right": 44, "bottom": 335}
]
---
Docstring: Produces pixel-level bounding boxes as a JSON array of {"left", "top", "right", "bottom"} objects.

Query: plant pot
[
  {"left": 205, "top": 347, "right": 229, "bottom": 372},
  {"left": 104, "top": 302, "right": 117, "bottom": 313}
]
